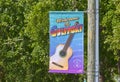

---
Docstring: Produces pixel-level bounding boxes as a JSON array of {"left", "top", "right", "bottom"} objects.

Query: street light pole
[
  {"left": 87, "top": 0, "right": 96, "bottom": 82},
  {"left": 95, "top": 0, "right": 99, "bottom": 81},
  {"left": 87, "top": 0, "right": 99, "bottom": 81}
]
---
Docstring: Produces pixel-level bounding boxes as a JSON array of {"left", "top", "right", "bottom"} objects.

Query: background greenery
[{"left": 0, "top": 0, "right": 120, "bottom": 82}]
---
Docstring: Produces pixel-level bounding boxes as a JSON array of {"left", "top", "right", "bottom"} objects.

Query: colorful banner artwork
[{"left": 49, "top": 11, "right": 84, "bottom": 74}]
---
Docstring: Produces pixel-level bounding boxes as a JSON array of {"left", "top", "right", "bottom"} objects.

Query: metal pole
[
  {"left": 87, "top": 0, "right": 96, "bottom": 82},
  {"left": 95, "top": 0, "right": 99, "bottom": 81}
]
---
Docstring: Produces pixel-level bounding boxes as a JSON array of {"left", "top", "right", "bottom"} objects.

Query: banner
[{"left": 49, "top": 11, "right": 84, "bottom": 74}]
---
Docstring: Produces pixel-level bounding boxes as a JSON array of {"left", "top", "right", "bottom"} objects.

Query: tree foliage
[{"left": 100, "top": 0, "right": 120, "bottom": 81}]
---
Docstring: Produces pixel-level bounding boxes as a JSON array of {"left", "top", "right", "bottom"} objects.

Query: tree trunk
[
  {"left": 118, "top": 50, "right": 120, "bottom": 75},
  {"left": 99, "top": 74, "right": 105, "bottom": 82}
]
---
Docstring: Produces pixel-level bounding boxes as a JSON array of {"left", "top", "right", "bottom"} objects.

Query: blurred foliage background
[{"left": 0, "top": 0, "right": 120, "bottom": 82}]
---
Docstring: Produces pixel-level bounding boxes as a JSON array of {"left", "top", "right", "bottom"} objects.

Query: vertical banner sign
[{"left": 49, "top": 11, "right": 84, "bottom": 74}]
